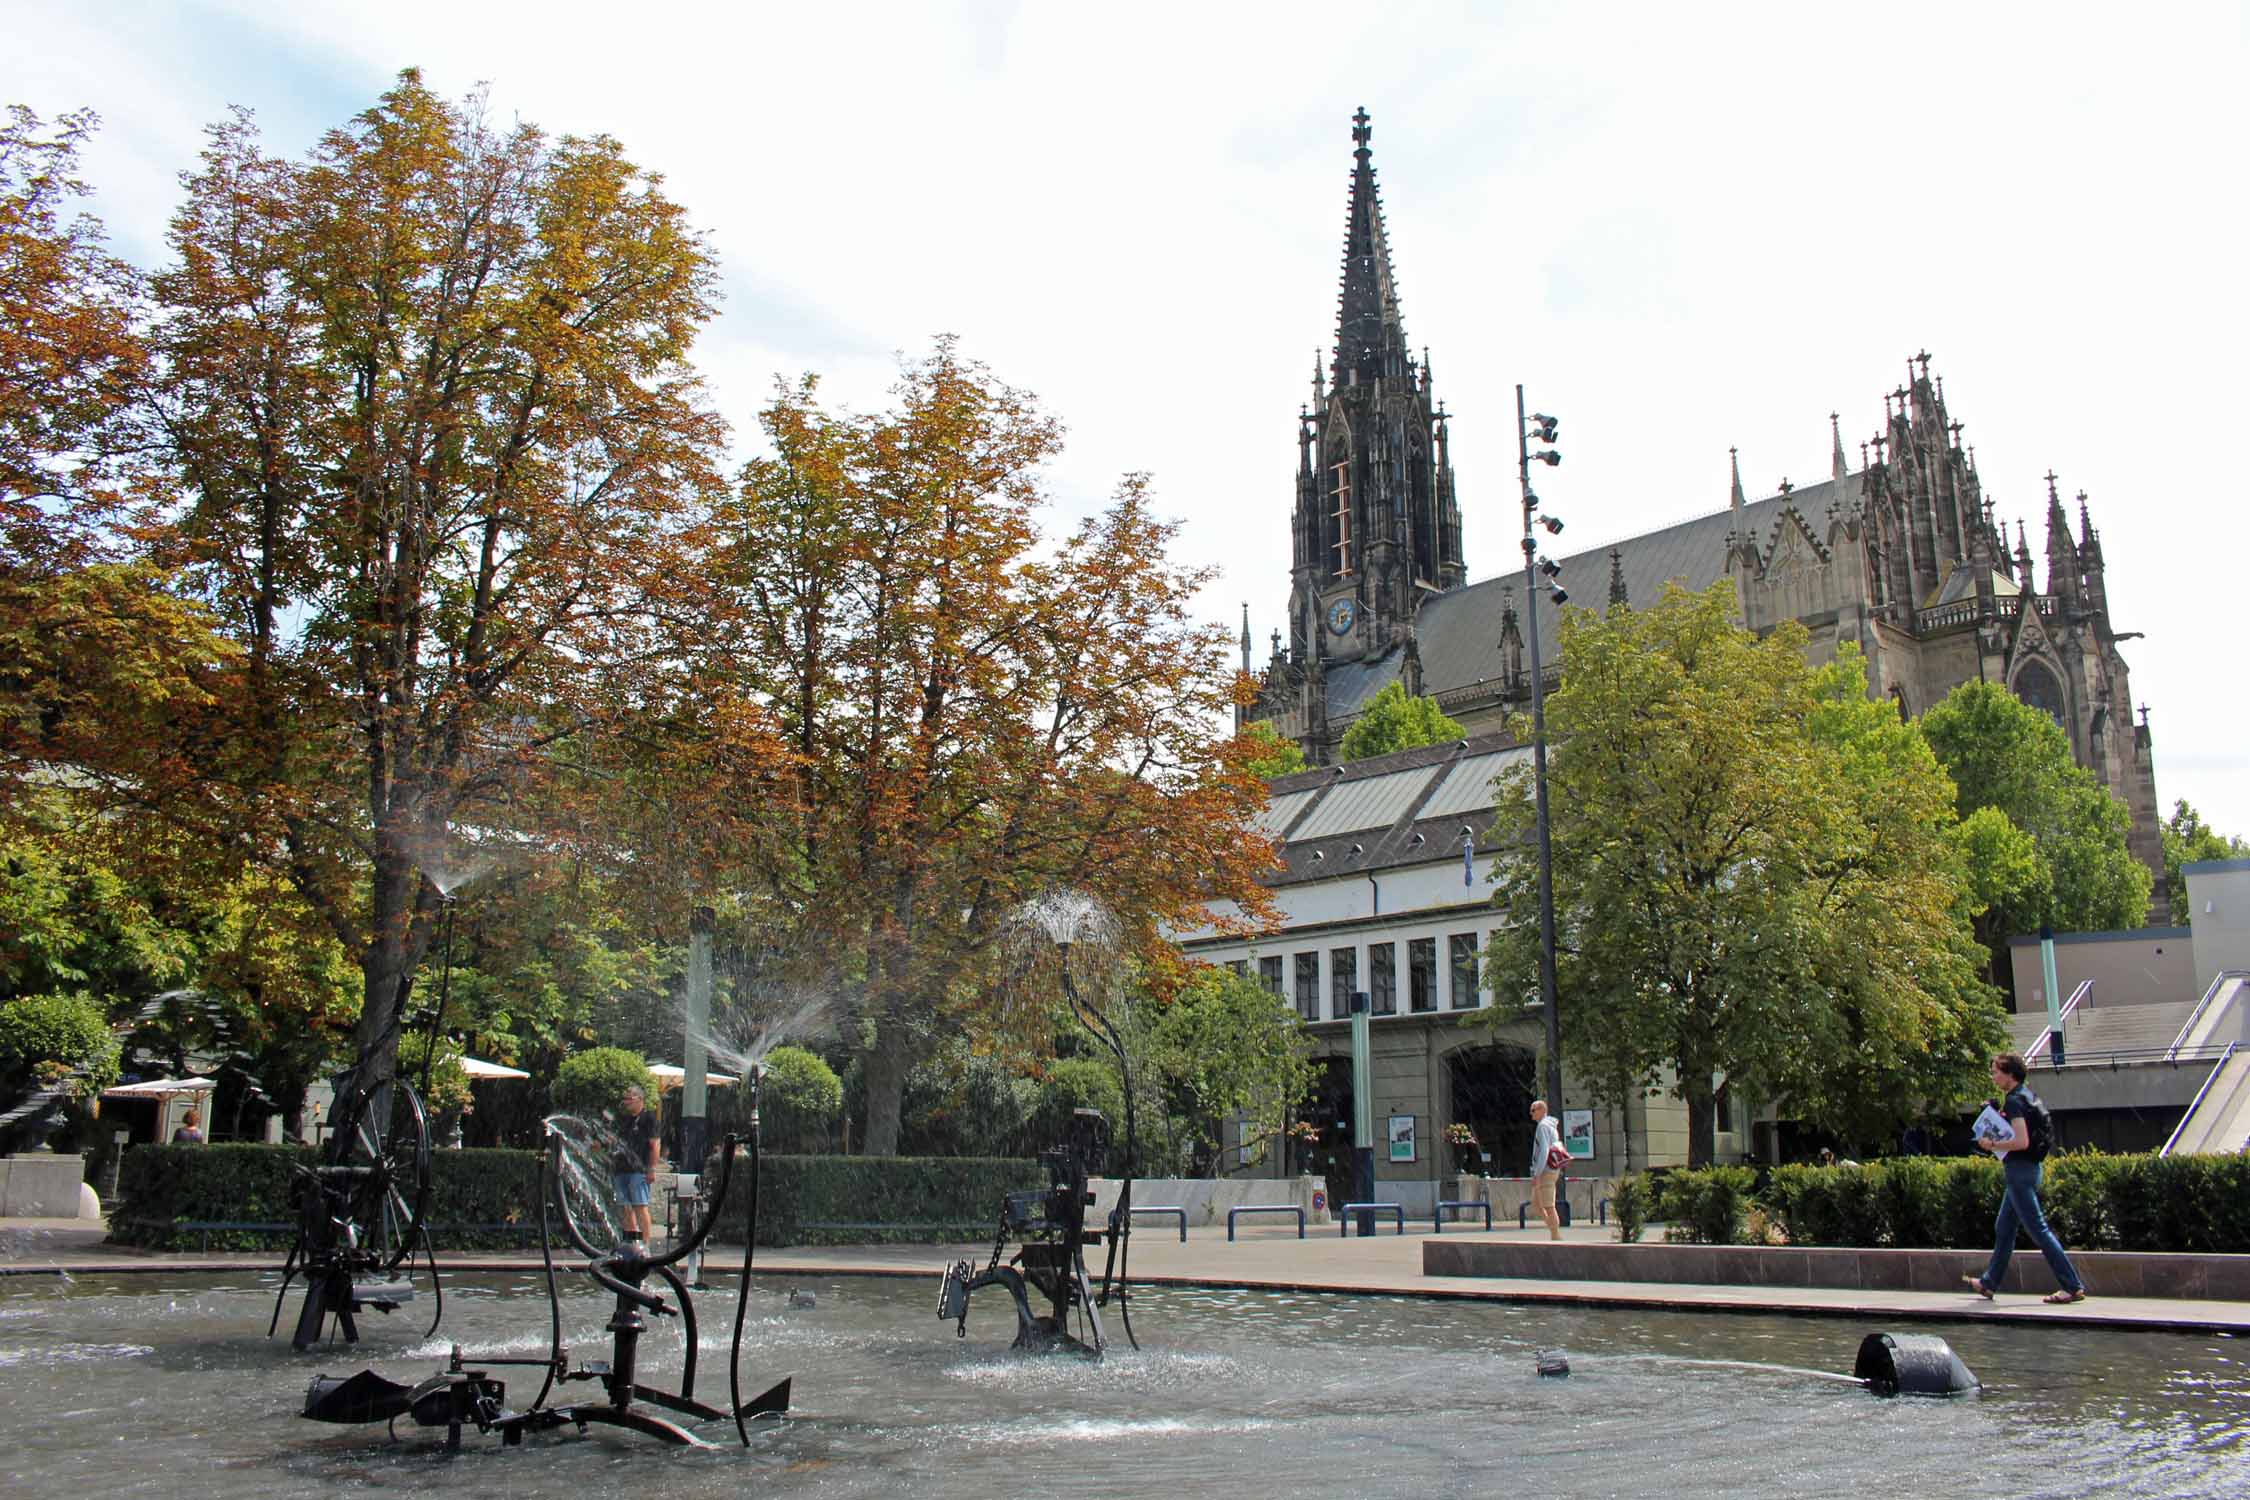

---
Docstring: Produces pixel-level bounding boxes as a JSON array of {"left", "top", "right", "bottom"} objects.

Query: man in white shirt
[{"left": 1528, "top": 1099, "right": 1563, "bottom": 1241}]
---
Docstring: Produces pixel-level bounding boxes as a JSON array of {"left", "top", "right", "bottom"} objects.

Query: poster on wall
[
  {"left": 1388, "top": 1114, "right": 1417, "bottom": 1163},
  {"left": 1562, "top": 1108, "right": 1595, "bottom": 1160}
]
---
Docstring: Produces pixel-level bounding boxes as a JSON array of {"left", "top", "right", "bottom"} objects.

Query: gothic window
[
  {"left": 1409, "top": 432, "right": 1434, "bottom": 584},
  {"left": 1328, "top": 450, "right": 1354, "bottom": 579},
  {"left": 2014, "top": 659, "right": 2068, "bottom": 732}
]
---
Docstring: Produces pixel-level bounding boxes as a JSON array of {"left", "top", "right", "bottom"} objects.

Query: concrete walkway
[{"left": 6, "top": 1218, "right": 2245, "bottom": 1334}]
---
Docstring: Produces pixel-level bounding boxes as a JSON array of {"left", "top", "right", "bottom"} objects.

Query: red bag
[{"left": 1545, "top": 1144, "right": 1571, "bottom": 1172}]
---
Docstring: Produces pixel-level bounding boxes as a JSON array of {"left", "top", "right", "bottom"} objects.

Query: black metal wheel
[{"left": 324, "top": 1076, "right": 433, "bottom": 1275}]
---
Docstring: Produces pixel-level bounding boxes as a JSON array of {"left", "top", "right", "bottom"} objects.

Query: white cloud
[{"left": 10, "top": 0, "right": 2246, "bottom": 830}]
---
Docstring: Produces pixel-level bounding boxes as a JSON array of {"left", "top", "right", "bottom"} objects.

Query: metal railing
[
  {"left": 2160, "top": 1042, "right": 2241, "bottom": 1157},
  {"left": 2026, "top": 978, "right": 2095, "bottom": 1066},
  {"left": 2167, "top": 970, "right": 2250, "bottom": 1060}
]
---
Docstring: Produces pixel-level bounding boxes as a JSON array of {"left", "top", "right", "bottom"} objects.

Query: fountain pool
[{"left": 1, "top": 1271, "right": 2243, "bottom": 1497}]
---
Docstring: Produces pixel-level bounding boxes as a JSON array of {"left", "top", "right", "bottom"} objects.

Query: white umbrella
[
  {"left": 645, "top": 1063, "right": 739, "bottom": 1089},
  {"left": 458, "top": 1055, "right": 530, "bottom": 1080},
  {"left": 103, "top": 1076, "right": 218, "bottom": 1097}
]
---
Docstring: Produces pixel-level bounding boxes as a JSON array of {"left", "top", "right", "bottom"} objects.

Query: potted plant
[{"left": 1444, "top": 1121, "right": 1485, "bottom": 1176}]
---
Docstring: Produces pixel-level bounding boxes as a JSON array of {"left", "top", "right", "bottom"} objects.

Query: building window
[
  {"left": 1294, "top": 953, "right": 1320, "bottom": 1023},
  {"left": 1259, "top": 955, "right": 1283, "bottom": 996},
  {"left": 1369, "top": 942, "right": 1396, "bottom": 1015},
  {"left": 1329, "top": 457, "right": 1354, "bottom": 578},
  {"left": 1449, "top": 934, "right": 1480, "bottom": 1009},
  {"left": 1408, "top": 938, "right": 1437, "bottom": 1013},
  {"left": 1227, "top": 959, "right": 1248, "bottom": 978},
  {"left": 1715, "top": 1081, "right": 1733, "bottom": 1135},
  {"left": 1330, "top": 947, "right": 1358, "bottom": 1021}
]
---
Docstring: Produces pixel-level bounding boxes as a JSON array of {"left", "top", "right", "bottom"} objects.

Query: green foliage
[
  {"left": 2163, "top": 800, "right": 2250, "bottom": 926},
  {"left": 1920, "top": 681, "right": 2153, "bottom": 949},
  {"left": 110, "top": 1144, "right": 546, "bottom": 1251},
  {"left": 0, "top": 992, "right": 120, "bottom": 1096},
  {"left": 1239, "top": 719, "right": 1308, "bottom": 778},
  {"left": 1121, "top": 964, "right": 1313, "bottom": 1173},
  {"left": 759, "top": 1045, "right": 843, "bottom": 1152},
  {"left": 1485, "top": 588, "right": 2003, "bottom": 1164},
  {"left": 1610, "top": 1173, "right": 1648, "bottom": 1243},
  {"left": 1336, "top": 680, "right": 1466, "bottom": 762},
  {"left": 706, "top": 1154, "right": 1043, "bottom": 1246},
  {"left": 1653, "top": 1165, "right": 1756, "bottom": 1244},
  {"left": 1030, "top": 1057, "right": 1127, "bottom": 1148},
  {"left": 551, "top": 1047, "right": 653, "bottom": 1116}
]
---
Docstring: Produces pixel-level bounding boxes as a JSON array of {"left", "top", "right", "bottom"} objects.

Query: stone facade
[{"left": 1247, "top": 112, "right": 2166, "bottom": 913}]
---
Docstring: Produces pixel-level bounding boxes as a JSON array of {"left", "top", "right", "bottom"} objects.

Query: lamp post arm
[{"left": 1516, "top": 383, "right": 1565, "bottom": 1109}]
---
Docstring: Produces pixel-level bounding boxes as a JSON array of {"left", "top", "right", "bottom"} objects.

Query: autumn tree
[
  {"left": 700, "top": 344, "right": 1279, "bottom": 1154},
  {"left": 1336, "top": 680, "right": 1465, "bottom": 761},
  {"left": 1483, "top": 585, "right": 2003, "bottom": 1165},
  {"left": 145, "top": 72, "right": 735, "bottom": 1095}
]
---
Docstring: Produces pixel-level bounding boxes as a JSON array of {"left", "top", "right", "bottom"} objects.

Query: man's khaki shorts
[{"left": 1532, "top": 1169, "right": 1560, "bottom": 1214}]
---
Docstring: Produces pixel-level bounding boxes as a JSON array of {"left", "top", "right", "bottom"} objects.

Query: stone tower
[{"left": 1276, "top": 109, "right": 1463, "bottom": 758}]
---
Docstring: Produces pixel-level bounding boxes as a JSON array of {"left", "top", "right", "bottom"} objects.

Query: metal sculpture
[
  {"left": 272, "top": 1072, "right": 438, "bottom": 1351},
  {"left": 301, "top": 1073, "right": 791, "bottom": 1450}
]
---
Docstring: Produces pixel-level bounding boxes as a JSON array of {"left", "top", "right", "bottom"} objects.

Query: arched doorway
[{"left": 1448, "top": 1044, "right": 1536, "bottom": 1177}]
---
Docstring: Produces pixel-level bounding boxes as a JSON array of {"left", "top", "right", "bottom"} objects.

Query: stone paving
[{"left": 5, "top": 1216, "right": 2244, "bottom": 1333}]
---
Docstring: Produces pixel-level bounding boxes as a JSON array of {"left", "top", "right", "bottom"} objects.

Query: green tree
[
  {"left": 2162, "top": 800, "right": 2250, "bottom": 926},
  {"left": 1123, "top": 964, "right": 1314, "bottom": 1173},
  {"left": 1239, "top": 719, "right": 1308, "bottom": 778},
  {"left": 552, "top": 1047, "right": 654, "bottom": 1117},
  {"left": 759, "top": 1044, "right": 843, "bottom": 1153},
  {"left": 1483, "top": 585, "right": 2003, "bottom": 1165},
  {"left": 1336, "top": 680, "right": 1465, "bottom": 761},
  {"left": 1919, "top": 681, "right": 2152, "bottom": 956}
]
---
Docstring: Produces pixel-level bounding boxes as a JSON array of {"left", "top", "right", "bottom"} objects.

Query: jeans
[{"left": 1980, "top": 1158, "right": 2083, "bottom": 1294}]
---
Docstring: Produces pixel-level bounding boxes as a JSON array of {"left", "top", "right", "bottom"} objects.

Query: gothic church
[{"left": 1248, "top": 110, "right": 2165, "bottom": 905}]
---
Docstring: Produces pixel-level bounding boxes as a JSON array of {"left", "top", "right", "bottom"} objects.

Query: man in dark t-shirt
[
  {"left": 612, "top": 1085, "right": 660, "bottom": 1242},
  {"left": 1965, "top": 1052, "right": 2086, "bottom": 1304}
]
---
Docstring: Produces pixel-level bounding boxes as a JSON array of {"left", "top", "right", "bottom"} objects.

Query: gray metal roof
[
  {"left": 1255, "top": 787, "right": 1321, "bottom": 839},
  {"left": 1418, "top": 747, "right": 1528, "bottom": 819},
  {"left": 1290, "top": 762, "right": 1443, "bottom": 840}
]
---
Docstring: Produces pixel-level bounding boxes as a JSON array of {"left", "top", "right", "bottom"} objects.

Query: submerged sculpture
[
  {"left": 273, "top": 1072, "right": 439, "bottom": 1351},
  {"left": 301, "top": 1073, "right": 792, "bottom": 1449}
]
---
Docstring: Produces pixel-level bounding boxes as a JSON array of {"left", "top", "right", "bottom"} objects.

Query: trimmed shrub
[
  {"left": 552, "top": 1047, "right": 654, "bottom": 1116},
  {"left": 759, "top": 1046, "right": 844, "bottom": 1153},
  {"left": 704, "top": 1152, "right": 1044, "bottom": 1247},
  {"left": 110, "top": 1143, "right": 545, "bottom": 1251},
  {"left": 0, "top": 993, "right": 121, "bottom": 1097},
  {"left": 1610, "top": 1173, "right": 1648, "bottom": 1243}
]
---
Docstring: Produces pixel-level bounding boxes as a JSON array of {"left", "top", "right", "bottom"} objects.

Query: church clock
[{"left": 1326, "top": 597, "right": 1357, "bottom": 635}]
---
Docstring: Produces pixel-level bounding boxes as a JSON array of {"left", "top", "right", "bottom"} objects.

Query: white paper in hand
[{"left": 1973, "top": 1103, "right": 2012, "bottom": 1161}]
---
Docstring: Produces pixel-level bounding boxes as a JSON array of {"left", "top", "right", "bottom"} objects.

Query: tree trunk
[
  {"left": 860, "top": 1013, "right": 909, "bottom": 1157},
  {"left": 1683, "top": 1076, "right": 1716, "bottom": 1168}
]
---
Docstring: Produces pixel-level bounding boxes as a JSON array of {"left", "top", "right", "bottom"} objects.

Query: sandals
[
  {"left": 1962, "top": 1276, "right": 1993, "bottom": 1300},
  {"left": 2043, "top": 1288, "right": 2089, "bottom": 1305}
]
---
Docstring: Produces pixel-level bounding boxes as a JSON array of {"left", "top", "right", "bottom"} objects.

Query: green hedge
[
  {"left": 704, "top": 1153, "right": 1044, "bottom": 1247},
  {"left": 1621, "top": 1153, "right": 2250, "bottom": 1253},
  {"left": 110, "top": 1143, "right": 1042, "bottom": 1252},
  {"left": 111, "top": 1143, "right": 546, "bottom": 1252}
]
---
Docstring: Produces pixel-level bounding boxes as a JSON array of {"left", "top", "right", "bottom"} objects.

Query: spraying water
[{"left": 541, "top": 1114, "right": 633, "bottom": 1252}]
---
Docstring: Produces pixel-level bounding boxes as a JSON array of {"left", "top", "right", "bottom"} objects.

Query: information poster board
[
  {"left": 1562, "top": 1108, "right": 1596, "bottom": 1161},
  {"left": 1387, "top": 1114, "right": 1417, "bottom": 1163}
]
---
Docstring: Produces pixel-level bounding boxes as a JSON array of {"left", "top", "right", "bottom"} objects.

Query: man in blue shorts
[{"left": 613, "top": 1084, "right": 659, "bottom": 1242}]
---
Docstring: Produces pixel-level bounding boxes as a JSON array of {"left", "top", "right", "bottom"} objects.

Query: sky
[{"left": 9, "top": 1, "right": 2246, "bottom": 834}]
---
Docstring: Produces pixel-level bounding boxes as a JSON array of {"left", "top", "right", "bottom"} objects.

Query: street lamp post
[{"left": 1515, "top": 384, "right": 1567, "bottom": 1110}]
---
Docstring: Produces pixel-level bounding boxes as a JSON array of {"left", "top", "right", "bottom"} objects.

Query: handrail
[
  {"left": 2027, "top": 977, "right": 2096, "bottom": 1067},
  {"left": 2168, "top": 969, "right": 2250, "bottom": 1060},
  {"left": 2160, "top": 1041, "right": 2239, "bottom": 1157}
]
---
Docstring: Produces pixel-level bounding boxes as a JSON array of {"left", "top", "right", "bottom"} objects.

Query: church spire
[
  {"left": 1729, "top": 446, "right": 1745, "bottom": 512},
  {"left": 1608, "top": 547, "right": 1629, "bottom": 610},
  {"left": 1331, "top": 107, "right": 1409, "bottom": 389},
  {"left": 1240, "top": 602, "right": 1253, "bottom": 674},
  {"left": 1831, "top": 412, "right": 1848, "bottom": 483},
  {"left": 2044, "top": 470, "right": 2079, "bottom": 601}
]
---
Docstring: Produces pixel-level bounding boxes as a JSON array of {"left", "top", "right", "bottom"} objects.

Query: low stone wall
[
  {"left": 1089, "top": 1175, "right": 1328, "bottom": 1227},
  {"left": 0, "top": 1154, "right": 92, "bottom": 1218},
  {"left": 1423, "top": 1238, "right": 2250, "bottom": 1301}
]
